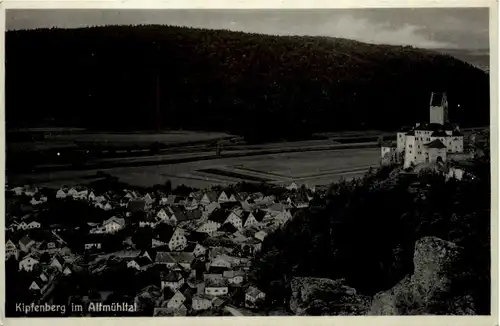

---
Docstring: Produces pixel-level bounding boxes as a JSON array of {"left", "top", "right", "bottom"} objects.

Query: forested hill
[{"left": 6, "top": 25, "right": 489, "bottom": 141}]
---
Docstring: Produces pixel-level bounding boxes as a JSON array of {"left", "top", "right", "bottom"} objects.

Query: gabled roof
[
  {"left": 154, "top": 225, "right": 175, "bottom": 242},
  {"left": 219, "top": 223, "right": 238, "bottom": 234},
  {"left": 127, "top": 199, "right": 146, "bottom": 212},
  {"left": 430, "top": 92, "right": 446, "bottom": 106},
  {"left": 155, "top": 251, "right": 176, "bottom": 264},
  {"left": 19, "top": 236, "right": 34, "bottom": 246},
  {"left": 205, "top": 277, "right": 228, "bottom": 287},
  {"left": 203, "top": 191, "right": 219, "bottom": 202},
  {"left": 166, "top": 195, "right": 177, "bottom": 205},
  {"left": 425, "top": 139, "right": 447, "bottom": 149},
  {"left": 51, "top": 255, "right": 65, "bottom": 266},
  {"left": 104, "top": 216, "right": 126, "bottom": 227},
  {"left": 246, "top": 286, "right": 264, "bottom": 298},
  {"left": 161, "top": 270, "right": 183, "bottom": 282},
  {"left": 208, "top": 209, "right": 231, "bottom": 224},
  {"left": 219, "top": 202, "right": 242, "bottom": 211},
  {"left": 185, "top": 209, "right": 202, "bottom": 221},
  {"left": 431, "top": 130, "right": 448, "bottom": 137}
]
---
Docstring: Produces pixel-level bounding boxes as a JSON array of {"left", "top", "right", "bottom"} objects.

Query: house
[
  {"left": 156, "top": 208, "right": 169, "bottom": 222},
  {"left": 204, "top": 201, "right": 221, "bottom": 215},
  {"left": 17, "top": 221, "right": 28, "bottom": 231},
  {"left": 50, "top": 255, "right": 66, "bottom": 272},
  {"left": 5, "top": 239, "right": 19, "bottom": 260},
  {"left": 39, "top": 271, "right": 50, "bottom": 282},
  {"left": 139, "top": 214, "right": 157, "bottom": 228},
  {"left": 29, "top": 278, "right": 46, "bottom": 292},
  {"left": 143, "top": 193, "right": 154, "bottom": 206},
  {"left": 103, "top": 216, "right": 126, "bottom": 233},
  {"left": 67, "top": 187, "right": 78, "bottom": 196},
  {"left": 168, "top": 228, "right": 188, "bottom": 251},
  {"left": 200, "top": 191, "right": 219, "bottom": 206},
  {"left": 124, "top": 190, "right": 138, "bottom": 200},
  {"left": 192, "top": 294, "right": 213, "bottom": 311},
  {"left": 184, "top": 197, "right": 199, "bottom": 210},
  {"left": 286, "top": 182, "right": 299, "bottom": 191},
  {"left": 6, "top": 222, "right": 19, "bottom": 232},
  {"left": 204, "top": 278, "right": 229, "bottom": 296},
  {"left": 223, "top": 270, "right": 245, "bottom": 286},
  {"left": 103, "top": 202, "right": 113, "bottom": 211},
  {"left": 160, "top": 270, "right": 185, "bottom": 291},
  {"left": 95, "top": 195, "right": 107, "bottom": 203},
  {"left": 164, "top": 289, "right": 187, "bottom": 310},
  {"left": 35, "top": 238, "right": 63, "bottom": 253},
  {"left": 127, "top": 256, "right": 154, "bottom": 271},
  {"left": 84, "top": 242, "right": 102, "bottom": 251},
  {"left": 152, "top": 238, "right": 168, "bottom": 248},
  {"left": 218, "top": 191, "right": 230, "bottom": 203},
  {"left": 12, "top": 186, "right": 24, "bottom": 196},
  {"left": 254, "top": 230, "right": 269, "bottom": 242},
  {"left": 155, "top": 251, "right": 176, "bottom": 267},
  {"left": 24, "top": 185, "right": 39, "bottom": 197},
  {"left": 19, "top": 254, "right": 40, "bottom": 271},
  {"left": 223, "top": 211, "right": 243, "bottom": 230},
  {"left": 245, "top": 286, "right": 266, "bottom": 308},
  {"left": 170, "top": 252, "right": 195, "bottom": 270},
  {"left": 192, "top": 243, "right": 207, "bottom": 258},
  {"left": 227, "top": 193, "right": 239, "bottom": 202},
  {"left": 19, "top": 236, "right": 35, "bottom": 252},
  {"left": 74, "top": 190, "right": 89, "bottom": 200},
  {"left": 196, "top": 220, "right": 221, "bottom": 235},
  {"left": 88, "top": 191, "right": 96, "bottom": 201},
  {"left": 210, "top": 255, "right": 232, "bottom": 269},
  {"left": 27, "top": 221, "right": 41, "bottom": 229},
  {"left": 127, "top": 199, "right": 146, "bottom": 213},
  {"left": 242, "top": 210, "right": 266, "bottom": 229}
]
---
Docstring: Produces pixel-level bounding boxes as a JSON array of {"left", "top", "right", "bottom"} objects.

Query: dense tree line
[
  {"left": 6, "top": 25, "right": 489, "bottom": 142},
  {"left": 251, "top": 145, "right": 491, "bottom": 314}
]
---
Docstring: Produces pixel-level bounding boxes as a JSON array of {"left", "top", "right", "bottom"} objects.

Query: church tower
[{"left": 429, "top": 92, "right": 449, "bottom": 125}]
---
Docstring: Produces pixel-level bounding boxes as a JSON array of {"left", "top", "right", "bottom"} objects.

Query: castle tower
[{"left": 429, "top": 92, "right": 449, "bottom": 125}]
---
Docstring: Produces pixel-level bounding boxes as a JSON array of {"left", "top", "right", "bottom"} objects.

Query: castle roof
[
  {"left": 430, "top": 92, "right": 447, "bottom": 106},
  {"left": 431, "top": 130, "right": 448, "bottom": 137},
  {"left": 399, "top": 126, "right": 412, "bottom": 132},
  {"left": 425, "top": 139, "right": 447, "bottom": 149}
]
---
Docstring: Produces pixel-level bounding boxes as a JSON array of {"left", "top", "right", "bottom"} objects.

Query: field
[{"left": 9, "top": 148, "right": 381, "bottom": 189}]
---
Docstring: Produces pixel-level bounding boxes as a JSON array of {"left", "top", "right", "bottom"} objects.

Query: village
[{"left": 5, "top": 178, "right": 319, "bottom": 317}]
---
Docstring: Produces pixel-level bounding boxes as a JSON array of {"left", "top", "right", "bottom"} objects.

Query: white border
[{"left": 0, "top": 1, "right": 498, "bottom": 326}]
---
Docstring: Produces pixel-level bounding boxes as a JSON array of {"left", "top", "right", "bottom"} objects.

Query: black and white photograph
[{"left": 2, "top": 5, "right": 495, "bottom": 318}]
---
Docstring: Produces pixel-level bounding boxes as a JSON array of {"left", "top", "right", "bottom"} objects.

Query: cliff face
[
  {"left": 369, "top": 236, "right": 475, "bottom": 315},
  {"left": 289, "top": 277, "right": 371, "bottom": 316},
  {"left": 288, "top": 237, "right": 477, "bottom": 316}
]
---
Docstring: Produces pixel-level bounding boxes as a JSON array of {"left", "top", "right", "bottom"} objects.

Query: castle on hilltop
[{"left": 381, "top": 92, "right": 464, "bottom": 168}]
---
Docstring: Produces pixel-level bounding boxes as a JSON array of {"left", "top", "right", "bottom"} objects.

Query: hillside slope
[{"left": 6, "top": 25, "right": 489, "bottom": 141}]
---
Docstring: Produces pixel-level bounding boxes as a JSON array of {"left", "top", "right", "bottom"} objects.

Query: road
[{"left": 27, "top": 141, "right": 378, "bottom": 174}]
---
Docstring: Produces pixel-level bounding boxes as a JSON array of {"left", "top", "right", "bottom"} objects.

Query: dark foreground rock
[
  {"left": 289, "top": 277, "right": 371, "bottom": 315},
  {"left": 369, "top": 236, "right": 476, "bottom": 315}
]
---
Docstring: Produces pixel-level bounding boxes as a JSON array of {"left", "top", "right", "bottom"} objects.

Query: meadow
[{"left": 10, "top": 148, "right": 381, "bottom": 190}]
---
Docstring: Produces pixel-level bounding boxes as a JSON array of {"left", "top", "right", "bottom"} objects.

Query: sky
[{"left": 6, "top": 8, "right": 489, "bottom": 50}]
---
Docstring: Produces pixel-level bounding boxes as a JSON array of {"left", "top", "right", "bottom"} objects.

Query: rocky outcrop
[
  {"left": 369, "top": 236, "right": 475, "bottom": 315},
  {"left": 289, "top": 277, "right": 371, "bottom": 316}
]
